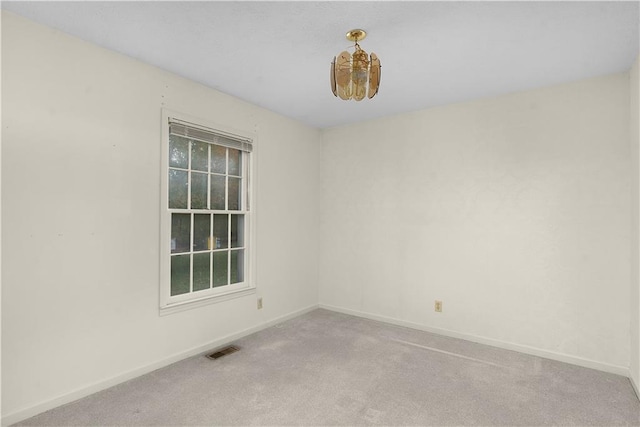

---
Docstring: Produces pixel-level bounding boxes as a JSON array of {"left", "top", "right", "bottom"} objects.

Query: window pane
[
  {"left": 229, "top": 149, "right": 241, "bottom": 176},
  {"left": 211, "top": 145, "right": 226, "bottom": 174},
  {"left": 171, "top": 255, "right": 190, "bottom": 296},
  {"left": 231, "top": 215, "right": 244, "bottom": 248},
  {"left": 230, "top": 250, "right": 244, "bottom": 284},
  {"left": 167, "top": 124, "right": 251, "bottom": 302},
  {"left": 171, "top": 213, "right": 190, "bottom": 254},
  {"left": 168, "top": 169, "right": 188, "bottom": 209},
  {"left": 191, "top": 141, "right": 208, "bottom": 172},
  {"left": 191, "top": 172, "right": 207, "bottom": 209},
  {"left": 193, "top": 253, "right": 211, "bottom": 292},
  {"left": 193, "top": 214, "right": 211, "bottom": 252},
  {"left": 213, "top": 214, "right": 228, "bottom": 249},
  {"left": 169, "top": 135, "right": 189, "bottom": 169},
  {"left": 210, "top": 175, "right": 225, "bottom": 210},
  {"left": 228, "top": 177, "right": 241, "bottom": 211},
  {"left": 213, "top": 251, "right": 228, "bottom": 287}
]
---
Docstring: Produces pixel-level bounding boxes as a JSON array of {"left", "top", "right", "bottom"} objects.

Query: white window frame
[{"left": 159, "top": 108, "right": 256, "bottom": 315}]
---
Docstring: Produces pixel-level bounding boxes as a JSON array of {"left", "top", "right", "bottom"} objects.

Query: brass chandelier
[{"left": 330, "top": 29, "right": 381, "bottom": 101}]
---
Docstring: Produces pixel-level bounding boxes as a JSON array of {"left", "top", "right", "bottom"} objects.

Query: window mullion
[
  {"left": 210, "top": 214, "right": 214, "bottom": 290},
  {"left": 241, "top": 154, "right": 248, "bottom": 212},
  {"left": 228, "top": 214, "right": 232, "bottom": 285},
  {"left": 243, "top": 153, "right": 249, "bottom": 284},
  {"left": 190, "top": 213, "right": 194, "bottom": 293},
  {"left": 187, "top": 140, "right": 192, "bottom": 210},
  {"left": 207, "top": 144, "right": 211, "bottom": 210},
  {"left": 225, "top": 149, "right": 229, "bottom": 211}
]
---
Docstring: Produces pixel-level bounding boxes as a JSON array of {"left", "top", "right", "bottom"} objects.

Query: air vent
[{"left": 206, "top": 345, "right": 239, "bottom": 360}]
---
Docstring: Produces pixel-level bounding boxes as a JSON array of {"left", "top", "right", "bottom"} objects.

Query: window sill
[{"left": 159, "top": 287, "right": 256, "bottom": 316}]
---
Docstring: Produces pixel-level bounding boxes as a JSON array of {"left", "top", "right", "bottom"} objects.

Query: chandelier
[{"left": 330, "top": 29, "right": 381, "bottom": 101}]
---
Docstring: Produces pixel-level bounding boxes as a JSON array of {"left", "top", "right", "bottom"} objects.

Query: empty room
[{"left": 2, "top": 1, "right": 640, "bottom": 425}]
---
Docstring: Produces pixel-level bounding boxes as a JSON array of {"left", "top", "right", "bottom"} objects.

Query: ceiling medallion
[{"left": 330, "top": 29, "right": 381, "bottom": 101}]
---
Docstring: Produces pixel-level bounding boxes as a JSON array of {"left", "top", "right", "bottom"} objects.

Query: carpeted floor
[{"left": 16, "top": 309, "right": 640, "bottom": 426}]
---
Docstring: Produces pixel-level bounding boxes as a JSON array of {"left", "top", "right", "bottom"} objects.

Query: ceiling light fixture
[{"left": 330, "top": 29, "right": 381, "bottom": 101}]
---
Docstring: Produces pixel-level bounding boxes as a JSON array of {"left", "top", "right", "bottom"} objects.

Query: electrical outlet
[
  {"left": 257, "top": 297, "right": 263, "bottom": 310},
  {"left": 435, "top": 300, "right": 442, "bottom": 312}
]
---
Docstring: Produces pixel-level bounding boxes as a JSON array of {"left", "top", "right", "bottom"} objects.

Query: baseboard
[
  {"left": 1, "top": 304, "right": 318, "bottom": 427},
  {"left": 631, "top": 375, "right": 640, "bottom": 401},
  {"left": 319, "top": 304, "right": 629, "bottom": 377}
]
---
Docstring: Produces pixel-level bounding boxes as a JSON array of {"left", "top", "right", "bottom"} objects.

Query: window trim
[{"left": 159, "top": 108, "right": 257, "bottom": 314}]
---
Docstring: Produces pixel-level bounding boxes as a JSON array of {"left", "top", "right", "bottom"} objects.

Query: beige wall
[
  {"left": 631, "top": 55, "right": 640, "bottom": 393},
  {"left": 1, "top": 11, "right": 321, "bottom": 423},
  {"left": 320, "top": 73, "right": 631, "bottom": 373}
]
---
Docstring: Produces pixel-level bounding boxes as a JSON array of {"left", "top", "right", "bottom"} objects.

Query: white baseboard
[
  {"left": 1, "top": 304, "right": 318, "bottom": 427},
  {"left": 631, "top": 375, "right": 640, "bottom": 401},
  {"left": 319, "top": 304, "right": 629, "bottom": 377}
]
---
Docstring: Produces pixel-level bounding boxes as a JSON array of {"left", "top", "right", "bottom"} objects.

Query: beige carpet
[{"left": 16, "top": 309, "right": 640, "bottom": 426}]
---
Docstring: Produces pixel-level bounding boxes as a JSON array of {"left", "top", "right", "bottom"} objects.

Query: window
[{"left": 160, "top": 110, "right": 254, "bottom": 312}]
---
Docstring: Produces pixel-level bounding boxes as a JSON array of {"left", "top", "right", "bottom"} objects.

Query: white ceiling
[{"left": 3, "top": 1, "right": 639, "bottom": 129}]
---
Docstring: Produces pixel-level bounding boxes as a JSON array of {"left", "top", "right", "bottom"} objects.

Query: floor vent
[{"left": 206, "top": 345, "right": 240, "bottom": 360}]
